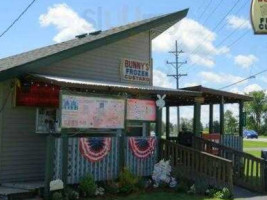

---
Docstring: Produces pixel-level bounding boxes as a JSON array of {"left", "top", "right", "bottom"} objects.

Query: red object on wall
[{"left": 16, "top": 82, "right": 60, "bottom": 107}]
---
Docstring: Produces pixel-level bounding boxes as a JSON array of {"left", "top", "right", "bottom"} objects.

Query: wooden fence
[
  {"left": 52, "top": 136, "right": 158, "bottom": 184},
  {"left": 160, "top": 139, "right": 233, "bottom": 192},
  {"left": 221, "top": 135, "right": 243, "bottom": 151},
  {"left": 192, "top": 136, "right": 267, "bottom": 193}
]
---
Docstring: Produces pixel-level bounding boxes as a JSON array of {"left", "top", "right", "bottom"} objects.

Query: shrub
[
  {"left": 176, "top": 181, "right": 189, "bottom": 193},
  {"left": 194, "top": 179, "right": 209, "bottom": 195},
  {"left": 206, "top": 188, "right": 218, "bottom": 197},
  {"left": 79, "top": 174, "right": 97, "bottom": 197},
  {"left": 135, "top": 178, "right": 146, "bottom": 190},
  {"left": 187, "top": 184, "right": 196, "bottom": 195},
  {"left": 118, "top": 168, "right": 139, "bottom": 194},
  {"left": 65, "top": 189, "right": 79, "bottom": 200},
  {"left": 220, "top": 187, "right": 232, "bottom": 199},
  {"left": 51, "top": 192, "right": 63, "bottom": 200},
  {"left": 104, "top": 182, "right": 120, "bottom": 195},
  {"left": 213, "top": 187, "right": 232, "bottom": 199}
]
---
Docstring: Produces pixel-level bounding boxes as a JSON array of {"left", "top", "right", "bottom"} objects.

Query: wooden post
[
  {"left": 118, "top": 129, "right": 125, "bottom": 172},
  {"left": 156, "top": 108, "right": 162, "bottom": 137},
  {"left": 156, "top": 108, "right": 162, "bottom": 161},
  {"left": 193, "top": 98, "right": 202, "bottom": 136},
  {"left": 44, "top": 135, "right": 55, "bottom": 199},
  {"left": 166, "top": 106, "right": 170, "bottom": 140},
  {"left": 220, "top": 97, "right": 225, "bottom": 135},
  {"left": 62, "top": 134, "right": 69, "bottom": 186},
  {"left": 239, "top": 101, "right": 244, "bottom": 137},
  {"left": 209, "top": 104, "right": 214, "bottom": 134}
]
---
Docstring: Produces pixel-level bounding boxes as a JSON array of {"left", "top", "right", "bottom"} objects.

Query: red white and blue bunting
[
  {"left": 129, "top": 137, "right": 156, "bottom": 159},
  {"left": 79, "top": 137, "right": 112, "bottom": 162}
]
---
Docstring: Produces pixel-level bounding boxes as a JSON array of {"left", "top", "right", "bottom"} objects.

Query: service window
[
  {"left": 127, "top": 122, "right": 148, "bottom": 137},
  {"left": 36, "top": 108, "right": 60, "bottom": 133}
]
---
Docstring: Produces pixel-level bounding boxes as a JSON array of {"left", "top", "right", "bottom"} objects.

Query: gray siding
[
  {"left": 0, "top": 31, "right": 152, "bottom": 183},
  {"left": 0, "top": 80, "right": 46, "bottom": 183},
  {"left": 33, "top": 32, "right": 151, "bottom": 85}
]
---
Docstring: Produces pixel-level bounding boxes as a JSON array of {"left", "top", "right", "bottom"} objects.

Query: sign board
[
  {"left": 121, "top": 58, "right": 151, "bottom": 84},
  {"left": 251, "top": 0, "right": 267, "bottom": 34},
  {"left": 127, "top": 99, "right": 156, "bottom": 121},
  {"left": 61, "top": 95, "right": 125, "bottom": 129}
]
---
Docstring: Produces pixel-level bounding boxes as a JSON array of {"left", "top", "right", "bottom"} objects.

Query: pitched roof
[
  {"left": 181, "top": 85, "right": 253, "bottom": 103},
  {"left": 0, "top": 9, "right": 188, "bottom": 81}
]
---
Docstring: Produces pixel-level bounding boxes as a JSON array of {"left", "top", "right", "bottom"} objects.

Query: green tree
[
  {"left": 245, "top": 91, "right": 267, "bottom": 135},
  {"left": 213, "top": 120, "right": 220, "bottom": 133},
  {"left": 180, "top": 117, "right": 193, "bottom": 132},
  {"left": 224, "top": 110, "right": 238, "bottom": 134}
]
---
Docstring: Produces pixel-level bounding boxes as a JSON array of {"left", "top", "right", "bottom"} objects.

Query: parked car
[{"left": 243, "top": 129, "right": 258, "bottom": 139}]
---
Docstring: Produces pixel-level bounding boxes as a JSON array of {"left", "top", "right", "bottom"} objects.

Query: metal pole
[
  {"left": 175, "top": 41, "right": 180, "bottom": 135},
  {"left": 166, "top": 40, "right": 187, "bottom": 136}
]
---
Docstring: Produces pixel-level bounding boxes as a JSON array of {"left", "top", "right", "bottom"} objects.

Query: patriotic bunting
[
  {"left": 129, "top": 137, "right": 156, "bottom": 159},
  {"left": 79, "top": 137, "right": 112, "bottom": 162}
]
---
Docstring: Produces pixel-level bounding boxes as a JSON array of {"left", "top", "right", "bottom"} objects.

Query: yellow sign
[{"left": 251, "top": 0, "right": 267, "bottom": 34}]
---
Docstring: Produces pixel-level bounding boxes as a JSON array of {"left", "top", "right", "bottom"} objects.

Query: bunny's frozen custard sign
[
  {"left": 121, "top": 58, "right": 151, "bottom": 84},
  {"left": 251, "top": 0, "right": 267, "bottom": 34}
]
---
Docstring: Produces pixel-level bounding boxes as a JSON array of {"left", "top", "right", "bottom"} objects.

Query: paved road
[
  {"left": 244, "top": 138, "right": 267, "bottom": 142},
  {"left": 234, "top": 186, "right": 267, "bottom": 200},
  {"left": 244, "top": 147, "right": 267, "bottom": 151}
]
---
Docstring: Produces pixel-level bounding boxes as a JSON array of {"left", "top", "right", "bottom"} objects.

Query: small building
[{"left": 0, "top": 8, "right": 252, "bottom": 197}]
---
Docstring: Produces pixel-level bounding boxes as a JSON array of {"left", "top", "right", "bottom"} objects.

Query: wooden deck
[
  {"left": 160, "top": 139, "right": 233, "bottom": 192},
  {"left": 0, "top": 181, "right": 43, "bottom": 200},
  {"left": 192, "top": 136, "right": 267, "bottom": 193}
]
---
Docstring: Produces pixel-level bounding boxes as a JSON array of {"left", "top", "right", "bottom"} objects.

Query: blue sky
[{"left": 0, "top": 0, "right": 266, "bottom": 125}]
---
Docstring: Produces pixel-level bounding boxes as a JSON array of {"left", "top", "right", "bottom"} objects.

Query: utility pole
[{"left": 167, "top": 40, "right": 187, "bottom": 135}]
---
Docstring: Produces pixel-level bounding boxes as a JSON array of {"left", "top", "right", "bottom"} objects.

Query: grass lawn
[
  {"left": 90, "top": 192, "right": 219, "bottom": 200},
  {"left": 243, "top": 140, "right": 267, "bottom": 148},
  {"left": 244, "top": 150, "right": 261, "bottom": 158}
]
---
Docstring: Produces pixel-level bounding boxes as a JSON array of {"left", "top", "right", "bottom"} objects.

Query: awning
[{"left": 26, "top": 74, "right": 201, "bottom": 106}]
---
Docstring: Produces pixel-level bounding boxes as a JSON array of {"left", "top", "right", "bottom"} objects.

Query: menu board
[
  {"left": 61, "top": 95, "right": 125, "bottom": 129},
  {"left": 127, "top": 99, "right": 156, "bottom": 121}
]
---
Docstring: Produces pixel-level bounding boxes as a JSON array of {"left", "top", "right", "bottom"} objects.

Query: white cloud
[
  {"left": 230, "top": 87, "right": 242, "bottom": 94},
  {"left": 243, "top": 84, "right": 263, "bottom": 94},
  {"left": 199, "top": 71, "right": 244, "bottom": 84},
  {"left": 227, "top": 15, "right": 251, "bottom": 29},
  {"left": 39, "top": 4, "right": 95, "bottom": 43},
  {"left": 234, "top": 54, "right": 258, "bottom": 68},
  {"left": 183, "top": 82, "right": 199, "bottom": 87},
  {"left": 152, "top": 18, "right": 229, "bottom": 68},
  {"left": 153, "top": 69, "right": 174, "bottom": 88}
]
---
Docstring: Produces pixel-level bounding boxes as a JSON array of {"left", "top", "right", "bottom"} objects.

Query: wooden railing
[
  {"left": 192, "top": 136, "right": 267, "bottom": 193},
  {"left": 160, "top": 139, "right": 233, "bottom": 192}
]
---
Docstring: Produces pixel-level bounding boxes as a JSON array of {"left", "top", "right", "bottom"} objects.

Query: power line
[
  {"left": 189, "top": 0, "right": 241, "bottom": 57},
  {"left": 227, "top": 29, "right": 250, "bottom": 48},
  {"left": 219, "top": 69, "right": 267, "bottom": 90},
  {"left": 186, "top": 28, "right": 250, "bottom": 74},
  {"left": 0, "top": 0, "right": 37, "bottom": 38},
  {"left": 198, "top": 0, "right": 213, "bottom": 21},
  {"left": 215, "top": 17, "right": 250, "bottom": 47},
  {"left": 202, "top": 0, "right": 224, "bottom": 26}
]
